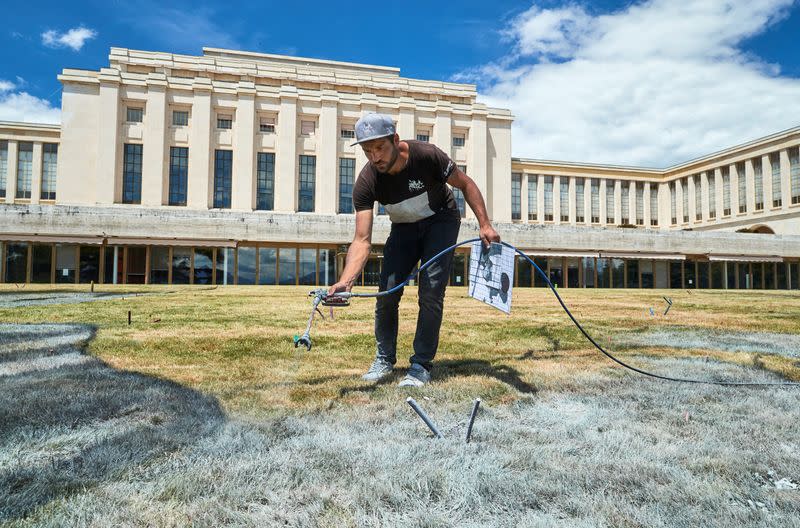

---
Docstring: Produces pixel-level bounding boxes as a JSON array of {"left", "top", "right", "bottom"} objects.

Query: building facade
[{"left": 1, "top": 47, "right": 799, "bottom": 289}]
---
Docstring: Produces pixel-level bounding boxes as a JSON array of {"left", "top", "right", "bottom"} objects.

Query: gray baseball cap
[{"left": 351, "top": 113, "right": 396, "bottom": 146}]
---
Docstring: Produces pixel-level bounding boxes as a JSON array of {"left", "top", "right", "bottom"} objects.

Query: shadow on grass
[
  {"left": 0, "top": 323, "right": 226, "bottom": 523},
  {"left": 433, "top": 359, "right": 538, "bottom": 394}
]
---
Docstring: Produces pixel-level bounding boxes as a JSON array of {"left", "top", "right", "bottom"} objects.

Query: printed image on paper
[{"left": 468, "top": 241, "right": 514, "bottom": 314}]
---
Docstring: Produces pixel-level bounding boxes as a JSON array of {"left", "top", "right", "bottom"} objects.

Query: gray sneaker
[
  {"left": 362, "top": 357, "right": 394, "bottom": 382},
  {"left": 398, "top": 363, "right": 431, "bottom": 387}
]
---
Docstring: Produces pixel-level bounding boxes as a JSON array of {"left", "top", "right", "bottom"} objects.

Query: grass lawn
[{"left": 2, "top": 284, "right": 799, "bottom": 526}]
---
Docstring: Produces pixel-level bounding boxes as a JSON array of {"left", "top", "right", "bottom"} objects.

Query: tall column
[
  {"left": 700, "top": 172, "right": 709, "bottom": 221},
  {"left": 397, "top": 99, "right": 415, "bottom": 140},
  {"left": 5, "top": 141, "right": 18, "bottom": 203},
  {"left": 468, "top": 109, "right": 488, "bottom": 222},
  {"left": 715, "top": 168, "right": 725, "bottom": 218},
  {"left": 275, "top": 86, "right": 298, "bottom": 212},
  {"left": 566, "top": 176, "right": 575, "bottom": 223},
  {"left": 599, "top": 177, "right": 607, "bottom": 224},
  {"left": 657, "top": 182, "right": 669, "bottom": 229},
  {"left": 317, "top": 92, "right": 338, "bottom": 215},
  {"left": 142, "top": 77, "right": 167, "bottom": 207},
  {"left": 187, "top": 78, "right": 212, "bottom": 209},
  {"left": 433, "top": 102, "right": 452, "bottom": 156},
  {"left": 30, "top": 142, "right": 42, "bottom": 204},
  {"left": 537, "top": 174, "right": 545, "bottom": 224},
  {"left": 553, "top": 176, "right": 562, "bottom": 225},
  {"left": 628, "top": 182, "right": 637, "bottom": 223},
  {"left": 780, "top": 149, "right": 791, "bottom": 210},
  {"left": 96, "top": 71, "right": 121, "bottom": 204},
  {"left": 614, "top": 179, "right": 621, "bottom": 224},
  {"left": 232, "top": 84, "right": 256, "bottom": 211},
  {"left": 732, "top": 161, "right": 742, "bottom": 214},
  {"left": 744, "top": 159, "right": 764, "bottom": 214}
]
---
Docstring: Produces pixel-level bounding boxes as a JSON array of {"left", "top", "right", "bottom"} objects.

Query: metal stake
[
  {"left": 465, "top": 398, "right": 481, "bottom": 443},
  {"left": 406, "top": 397, "right": 443, "bottom": 439}
]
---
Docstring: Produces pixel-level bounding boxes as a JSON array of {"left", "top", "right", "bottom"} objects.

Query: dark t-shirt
[{"left": 352, "top": 140, "right": 459, "bottom": 224}]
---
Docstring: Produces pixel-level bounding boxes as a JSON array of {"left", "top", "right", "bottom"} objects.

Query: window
[
  {"left": 122, "top": 144, "right": 143, "bottom": 204},
  {"left": 172, "top": 110, "right": 189, "bottom": 126},
  {"left": 126, "top": 107, "right": 143, "bottom": 123},
  {"left": 168, "top": 146, "right": 189, "bottom": 206},
  {"left": 0, "top": 140, "right": 7, "bottom": 198},
  {"left": 694, "top": 175, "right": 702, "bottom": 221},
  {"left": 300, "top": 120, "right": 316, "bottom": 136},
  {"left": 217, "top": 114, "right": 232, "bottom": 130},
  {"left": 682, "top": 178, "right": 689, "bottom": 223},
  {"left": 416, "top": 131, "right": 430, "bottom": 142},
  {"left": 41, "top": 143, "right": 58, "bottom": 200},
  {"left": 771, "top": 153, "right": 781, "bottom": 207},
  {"left": 791, "top": 147, "right": 800, "bottom": 204},
  {"left": 635, "top": 183, "right": 644, "bottom": 225},
  {"left": 544, "top": 176, "right": 554, "bottom": 221},
  {"left": 606, "top": 180, "right": 615, "bottom": 224},
  {"left": 649, "top": 184, "right": 658, "bottom": 226},
  {"left": 16, "top": 142, "right": 33, "bottom": 199},
  {"left": 260, "top": 117, "right": 275, "bottom": 133},
  {"left": 511, "top": 172, "right": 522, "bottom": 220},
  {"left": 560, "top": 179, "right": 569, "bottom": 222},
  {"left": 340, "top": 127, "right": 355, "bottom": 139},
  {"left": 528, "top": 176, "right": 538, "bottom": 221},
  {"left": 722, "top": 167, "right": 731, "bottom": 216},
  {"left": 620, "top": 181, "right": 629, "bottom": 224},
  {"left": 298, "top": 155, "right": 316, "bottom": 212},
  {"left": 453, "top": 164, "right": 466, "bottom": 218},
  {"left": 452, "top": 133, "right": 465, "bottom": 147},
  {"left": 576, "top": 178, "right": 585, "bottom": 223},
  {"left": 591, "top": 179, "right": 600, "bottom": 223},
  {"left": 338, "top": 157, "right": 355, "bottom": 214},
  {"left": 708, "top": 172, "right": 716, "bottom": 219},
  {"left": 257, "top": 152, "right": 275, "bottom": 210},
  {"left": 213, "top": 149, "right": 232, "bottom": 208},
  {"left": 670, "top": 182, "right": 677, "bottom": 225},
  {"left": 736, "top": 161, "right": 747, "bottom": 214},
  {"left": 752, "top": 160, "right": 762, "bottom": 211}
]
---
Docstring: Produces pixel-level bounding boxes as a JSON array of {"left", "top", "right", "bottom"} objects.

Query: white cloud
[
  {"left": 41, "top": 26, "right": 97, "bottom": 51},
  {"left": 0, "top": 79, "right": 60, "bottom": 124},
  {"left": 465, "top": 0, "right": 800, "bottom": 166}
]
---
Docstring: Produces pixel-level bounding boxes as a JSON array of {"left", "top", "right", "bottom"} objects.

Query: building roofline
[
  {"left": 202, "top": 47, "right": 401, "bottom": 76},
  {"left": 0, "top": 121, "right": 61, "bottom": 131}
]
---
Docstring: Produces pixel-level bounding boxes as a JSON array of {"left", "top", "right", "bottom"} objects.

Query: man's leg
[
  {"left": 409, "top": 215, "right": 461, "bottom": 371},
  {"left": 374, "top": 224, "right": 421, "bottom": 364}
]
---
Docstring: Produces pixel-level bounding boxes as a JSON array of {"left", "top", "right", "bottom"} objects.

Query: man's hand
[
  {"left": 328, "top": 278, "right": 353, "bottom": 296},
  {"left": 480, "top": 223, "right": 501, "bottom": 248}
]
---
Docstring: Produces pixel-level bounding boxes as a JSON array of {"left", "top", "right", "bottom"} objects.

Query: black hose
[{"left": 346, "top": 238, "right": 800, "bottom": 387}]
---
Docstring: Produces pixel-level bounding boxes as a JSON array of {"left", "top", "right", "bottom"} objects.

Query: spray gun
[{"left": 293, "top": 289, "right": 352, "bottom": 350}]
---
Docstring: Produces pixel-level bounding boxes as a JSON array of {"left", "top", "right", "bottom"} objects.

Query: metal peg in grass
[
  {"left": 406, "top": 397, "right": 443, "bottom": 439},
  {"left": 465, "top": 398, "right": 481, "bottom": 443},
  {"left": 663, "top": 296, "right": 673, "bottom": 315}
]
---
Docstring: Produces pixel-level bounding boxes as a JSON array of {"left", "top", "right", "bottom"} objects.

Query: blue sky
[{"left": 2, "top": 0, "right": 800, "bottom": 166}]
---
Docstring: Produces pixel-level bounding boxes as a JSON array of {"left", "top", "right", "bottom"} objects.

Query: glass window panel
[
  {"left": 172, "top": 110, "right": 189, "bottom": 126},
  {"left": 685, "top": 261, "right": 697, "bottom": 288},
  {"left": 722, "top": 167, "right": 731, "bottom": 214},
  {"left": 697, "top": 262, "right": 709, "bottom": 289},
  {"left": 298, "top": 155, "right": 315, "bottom": 212},
  {"left": 531, "top": 257, "right": 547, "bottom": 288},
  {"left": 765, "top": 262, "right": 775, "bottom": 290},
  {"left": 5, "top": 243, "right": 28, "bottom": 283},
  {"left": 708, "top": 173, "right": 716, "bottom": 219},
  {"left": 611, "top": 258, "right": 624, "bottom": 288},
  {"left": 450, "top": 253, "right": 467, "bottom": 286},
  {"left": 711, "top": 262, "right": 724, "bottom": 289},
  {"left": 319, "top": 248, "right": 337, "bottom": 287},
  {"left": 544, "top": 177, "right": 554, "bottom": 221},
  {"left": 576, "top": 179, "right": 585, "bottom": 222},
  {"left": 257, "top": 152, "right": 275, "bottom": 210},
  {"left": 670, "top": 182, "right": 677, "bottom": 224},
  {"left": 528, "top": 177, "right": 538, "bottom": 220},
  {"left": 583, "top": 257, "right": 595, "bottom": 288},
  {"left": 727, "top": 262, "right": 737, "bottom": 289},
  {"left": 338, "top": 158, "right": 355, "bottom": 214},
  {"left": 55, "top": 245, "right": 77, "bottom": 284},
  {"left": 213, "top": 150, "right": 232, "bottom": 208},
  {"left": 591, "top": 179, "right": 600, "bottom": 223},
  {"left": 363, "top": 257, "right": 380, "bottom": 286},
  {"left": 237, "top": 247, "right": 256, "bottom": 285},
  {"left": 79, "top": 246, "right": 100, "bottom": 284},
  {"left": 41, "top": 143, "right": 58, "bottom": 200},
  {"left": 126, "top": 247, "right": 146, "bottom": 284},
  {"left": 216, "top": 247, "right": 235, "bottom": 286},
  {"left": 31, "top": 245, "right": 52, "bottom": 283},
  {"left": 511, "top": 173, "right": 521, "bottom": 220},
  {"left": 122, "top": 144, "right": 143, "bottom": 204},
  {"left": 194, "top": 248, "right": 213, "bottom": 285},
  {"left": 171, "top": 247, "right": 191, "bottom": 285},
  {"left": 669, "top": 261, "right": 683, "bottom": 289},
  {"left": 0, "top": 140, "right": 8, "bottom": 197},
  {"left": 258, "top": 247, "right": 277, "bottom": 285},
  {"left": 560, "top": 180, "right": 569, "bottom": 222},
  {"left": 596, "top": 258, "right": 611, "bottom": 288},
  {"left": 299, "top": 248, "right": 316, "bottom": 286},
  {"left": 620, "top": 182, "right": 629, "bottom": 224},
  {"left": 635, "top": 183, "right": 644, "bottom": 225},
  {"left": 790, "top": 147, "right": 800, "bottom": 204},
  {"left": 640, "top": 260, "right": 654, "bottom": 289},
  {"left": 748, "top": 160, "right": 758, "bottom": 212},
  {"left": 548, "top": 257, "right": 563, "bottom": 288},
  {"left": 649, "top": 185, "right": 658, "bottom": 225},
  {"left": 693, "top": 175, "right": 701, "bottom": 221},
  {"left": 127, "top": 107, "right": 143, "bottom": 122},
  {"left": 150, "top": 246, "right": 169, "bottom": 284},
  {"left": 752, "top": 262, "right": 765, "bottom": 290},
  {"left": 771, "top": 153, "right": 782, "bottom": 206},
  {"left": 606, "top": 180, "right": 616, "bottom": 224},
  {"left": 279, "top": 248, "right": 297, "bottom": 285},
  {"left": 790, "top": 263, "right": 799, "bottom": 290},
  {"left": 217, "top": 115, "right": 232, "bottom": 129},
  {"left": 567, "top": 259, "right": 580, "bottom": 288},
  {"left": 777, "top": 262, "right": 788, "bottom": 290},
  {"left": 16, "top": 142, "right": 33, "bottom": 199},
  {"left": 626, "top": 260, "right": 639, "bottom": 288},
  {"left": 168, "top": 147, "right": 189, "bottom": 206}
]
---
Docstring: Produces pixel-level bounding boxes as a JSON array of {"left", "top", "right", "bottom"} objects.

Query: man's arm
[
  {"left": 328, "top": 209, "right": 374, "bottom": 294},
  {"left": 448, "top": 168, "right": 501, "bottom": 247}
]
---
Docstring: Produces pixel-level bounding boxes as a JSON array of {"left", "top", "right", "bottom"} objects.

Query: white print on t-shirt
[{"left": 408, "top": 179, "right": 424, "bottom": 191}]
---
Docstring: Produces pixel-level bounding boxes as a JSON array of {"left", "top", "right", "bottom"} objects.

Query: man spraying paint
[{"left": 328, "top": 113, "right": 500, "bottom": 386}]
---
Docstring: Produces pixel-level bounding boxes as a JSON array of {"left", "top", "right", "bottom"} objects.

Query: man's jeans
[{"left": 375, "top": 210, "right": 461, "bottom": 371}]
